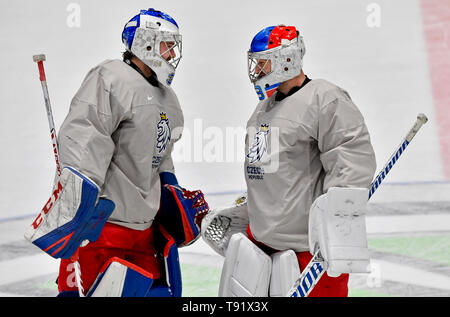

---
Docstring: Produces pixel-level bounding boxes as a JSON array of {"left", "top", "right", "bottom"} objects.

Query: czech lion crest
[
  {"left": 157, "top": 112, "right": 171, "bottom": 153},
  {"left": 247, "top": 124, "right": 269, "bottom": 164}
]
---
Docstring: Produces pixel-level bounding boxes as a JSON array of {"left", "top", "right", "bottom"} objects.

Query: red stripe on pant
[
  {"left": 58, "top": 222, "right": 161, "bottom": 294},
  {"left": 246, "top": 226, "right": 349, "bottom": 297}
]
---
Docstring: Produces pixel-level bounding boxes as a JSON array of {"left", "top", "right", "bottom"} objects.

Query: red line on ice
[{"left": 420, "top": 0, "right": 450, "bottom": 178}]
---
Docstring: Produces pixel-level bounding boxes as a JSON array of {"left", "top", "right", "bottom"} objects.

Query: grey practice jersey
[
  {"left": 245, "top": 79, "right": 376, "bottom": 252},
  {"left": 58, "top": 59, "right": 184, "bottom": 230}
]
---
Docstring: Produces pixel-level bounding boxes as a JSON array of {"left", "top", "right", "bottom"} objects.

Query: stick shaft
[
  {"left": 368, "top": 113, "right": 428, "bottom": 199},
  {"left": 34, "top": 58, "right": 61, "bottom": 176},
  {"left": 289, "top": 250, "right": 325, "bottom": 297}
]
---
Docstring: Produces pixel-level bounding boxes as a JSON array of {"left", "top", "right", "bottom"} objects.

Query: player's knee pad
[
  {"left": 24, "top": 166, "right": 115, "bottom": 259},
  {"left": 218, "top": 232, "right": 271, "bottom": 297},
  {"left": 87, "top": 257, "right": 154, "bottom": 297},
  {"left": 269, "top": 250, "right": 301, "bottom": 297}
]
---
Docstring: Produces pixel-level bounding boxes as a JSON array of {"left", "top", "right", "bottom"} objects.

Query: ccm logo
[{"left": 32, "top": 181, "right": 63, "bottom": 229}]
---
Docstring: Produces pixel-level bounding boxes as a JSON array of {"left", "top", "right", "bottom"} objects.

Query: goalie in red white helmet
[
  {"left": 247, "top": 25, "right": 305, "bottom": 101},
  {"left": 202, "top": 25, "right": 376, "bottom": 297}
]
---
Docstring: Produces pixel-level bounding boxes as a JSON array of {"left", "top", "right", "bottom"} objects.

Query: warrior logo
[
  {"left": 247, "top": 124, "right": 269, "bottom": 164},
  {"left": 157, "top": 112, "right": 171, "bottom": 153}
]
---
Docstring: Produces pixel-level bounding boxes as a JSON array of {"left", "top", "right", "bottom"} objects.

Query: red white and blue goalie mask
[
  {"left": 122, "top": 9, "right": 182, "bottom": 86},
  {"left": 248, "top": 25, "right": 305, "bottom": 100}
]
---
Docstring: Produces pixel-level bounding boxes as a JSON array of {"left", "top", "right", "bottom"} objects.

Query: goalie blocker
[
  {"left": 288, "top": 187, "right": 370, "bottom": 297},
  {"left": 24, "top": 166, "right": 115, "bottom": 259}
]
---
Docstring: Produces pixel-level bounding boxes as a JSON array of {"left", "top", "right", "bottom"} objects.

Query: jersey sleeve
[
  {"left": 317, "top": 89, "right": 376, "bottom": 192},
  {"left": 58, "top": 67, "right": 126, "bottom": 188}
]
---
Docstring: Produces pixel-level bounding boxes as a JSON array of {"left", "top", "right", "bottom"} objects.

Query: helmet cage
[
  {"left": 130, "top": 27, "right": 182, "bottom": 86},
  {"left": 247, "top": 52, "right": 272, "bottom": 84},
  {"left": 157, "top": 31, "right": 182, "bottom": 72}
]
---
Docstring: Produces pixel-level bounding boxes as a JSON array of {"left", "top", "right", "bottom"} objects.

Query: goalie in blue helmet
[{"left": 25, "top": 8, "right": 209, "bottom": 297}]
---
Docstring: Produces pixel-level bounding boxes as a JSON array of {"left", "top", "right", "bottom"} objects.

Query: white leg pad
[
  {"left": 269, "top": 250, "right": 301, "bottom": 297},
  {"left": 218, "top": 233, "right": 271, "bottom": 297}
]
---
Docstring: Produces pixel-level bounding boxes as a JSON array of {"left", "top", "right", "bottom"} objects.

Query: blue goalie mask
[{"left": 122, "top": 8, "right": 182, "bottom": 86}]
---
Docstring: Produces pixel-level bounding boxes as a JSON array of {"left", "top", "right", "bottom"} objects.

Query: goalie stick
[
  {"left": 32, "top": 54, "right": 84, "bottom": 297},
  {"left": 287, "top": 113, "right": 428, "bottom": 297}
]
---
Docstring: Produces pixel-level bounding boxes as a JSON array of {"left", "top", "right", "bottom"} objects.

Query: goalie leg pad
[
  {"left": 87, "top": 257, "right": 154, "bottom": 297},
  {"left": 82, "top": 231, "right": 182, "bottom": 298},
  {"left": 24, "top": 166, "right": 115, "bottom": 259},
  {"left": 218, "top": 232, "right": 271, "bottom": 297},
  {"left": 57, "top": 222, "right": 162, "bottom": 295},
  {"left": 269, "top": 250, "right": 301, "bottom": 297},
  {"left": 309, "top": 187, "right": 370, "bottom": 277}
]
